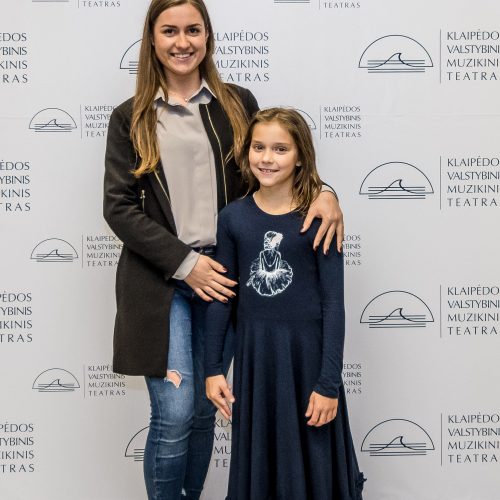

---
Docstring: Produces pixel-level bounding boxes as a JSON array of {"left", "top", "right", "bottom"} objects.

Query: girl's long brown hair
[
  {"left": 131, "top": 0, "right": 250, "bottom": 177},
  {"left": 240, "top": 108, "right": 322, "bottom": 215}
]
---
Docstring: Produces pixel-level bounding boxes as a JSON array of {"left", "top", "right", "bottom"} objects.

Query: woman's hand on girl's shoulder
[
  {"left": 305, "top": 391, "right": 338, "bottom": 427},
  {"left": 206, "top": 375, "right": 235, "bottom": 420},
  {"left": 301, "top": 191, "right": 344, "bottom": 255}
]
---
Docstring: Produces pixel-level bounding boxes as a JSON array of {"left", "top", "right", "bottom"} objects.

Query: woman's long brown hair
[
  {"left": 240, "top": 108, "right": 323, "bottom": 215},
  {"left": 131, "top": 0, "right": 251, "bottom": 177}
]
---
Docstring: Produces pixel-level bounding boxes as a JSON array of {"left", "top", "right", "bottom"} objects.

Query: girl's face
[
  {"left": 152, "top": 4, "right": 208, "bottom": 83},
  {"left": 249, "top": 121, "right": 299, "bottom": 192}
]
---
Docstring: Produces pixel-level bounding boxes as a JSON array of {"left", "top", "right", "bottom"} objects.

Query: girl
[
  {"left": 104, "top": 1, "right": 344, "bottom": 498},
  {"left": 205, "top": 108, "right": 365, "bottom": 500}
]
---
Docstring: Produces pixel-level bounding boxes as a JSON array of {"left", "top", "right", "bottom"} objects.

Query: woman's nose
[{"left": 176, "top": 32, "right": 190, "bottom": 49}]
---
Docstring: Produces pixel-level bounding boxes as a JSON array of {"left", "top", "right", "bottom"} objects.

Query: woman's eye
[
  {"left": 188, "top": 27, "right": 201, "bottom": 34},
  {"left": 163, "top": 28, "right": 175, "bottom": 35}
]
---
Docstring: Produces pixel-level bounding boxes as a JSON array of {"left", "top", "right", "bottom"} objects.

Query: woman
[{"left": 103, "top": 1, "right": 344, "bottom": 499}]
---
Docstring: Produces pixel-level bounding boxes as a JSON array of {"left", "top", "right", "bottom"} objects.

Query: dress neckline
[{"left": 249, "top": 193, "right": 298, "bottom": 217}]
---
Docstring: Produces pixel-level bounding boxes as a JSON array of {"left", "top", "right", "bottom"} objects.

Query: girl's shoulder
[{"left": 219, "top": 196, "right": 253, "bottom": 222}]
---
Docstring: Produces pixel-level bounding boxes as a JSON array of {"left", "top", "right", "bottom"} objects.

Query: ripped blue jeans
[{"left": 144, "top": 281, "right": 232, "bottom": 500}]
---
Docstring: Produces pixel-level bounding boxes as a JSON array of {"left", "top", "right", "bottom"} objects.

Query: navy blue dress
[{"left": 205, "top": 196, "right": 364, "bottom": 500}]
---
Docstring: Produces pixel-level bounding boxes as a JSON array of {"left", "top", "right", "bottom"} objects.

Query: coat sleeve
[
  {"left": 313, "top": 238, "right": 345, "bottom": 398},
  {"left": 204, "top": 209, "right": 239, "bottom": 377},
  {"left": 103, "top": 103, "right": 191, "bottom": 279}
]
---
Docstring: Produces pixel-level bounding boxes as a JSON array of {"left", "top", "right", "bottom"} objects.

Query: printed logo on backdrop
[
  {"left": 297, "top": 109, "right": 317, "bottom": 130},
  {"left": 214, "top": 30, "right": 270, "bottom": 84},
  {"left": 0, "top": 291, "right": 33, "bottom": 345},
  {"left": 443, "top": 156, "right": 500, "bottom": 209},
  {"left": 32, "top": 0, "right": 121, "bottom": 8},
  {"left": 125, "top": 427, "right": 149, "bottom": 462},
  {"left": 320, "top": 105, "right": 362, "bottom": 140},
  {"left": 360, "top": 290, "right": 434, "bottom": 329},
  {"left": 446, "top": 412, "right": 500, "bottom": 464},
  {"left": 359, "top": 35, "right": 433, "bottom": 74},
  {"left": 0, "top": 423, "right": 36, "bottom": 473},
  {"left": 29, "top": 108, "right": 77, "bottom": 133},
  {"left": 443, "top": 284, "right": 499, "bottom": 338},
  {"left": 30, "top": 238, "right": 78, "bottom": 263},
  {"left": 32, "top": 369, "right": 80, "bottom": 393},
  {"left": 361, "top": 419, "right": 435, "bottom": 456},
  {"left": 28, "top": 106, "right": 114, "bottom": 139},
  {"left": 213, "top": 417, "right": 232, "bottom": 468},
  {"left": 359, "top": 162, "right": 434, "bottom": 200},
  {"left": 343, "top": 234, "right": 362, "bottom": 267},
  {"left": 343, "top": 362, "right": 363, "bottom": 395},
  {"left": 0, "top": 32, "right": 28, "bottom": 85},
  {"left": 273, "top": 0, "right": 361, "bottom": 9},
  {"left": 443, "top": 30, "right": 499, "bottom": 82},
  {"left": 0, "top": 160, "right": 31, "bottom": 214},
  {"left": 120, "top": 40, "right": 140, "bottom": 75}
]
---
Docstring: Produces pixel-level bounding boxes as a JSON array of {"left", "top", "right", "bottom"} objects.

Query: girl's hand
[
  {"left": 185, "top": 255, "right": 237, "bottom": 302},
  {"left": 301, "top": 191, "right": 344, "bottom": 255},
  {"left": 305, "top": 391, "right": 338, "bottom": 427},
  {"left": 206, "top": 375, "right": 235, "bottom": 420}
]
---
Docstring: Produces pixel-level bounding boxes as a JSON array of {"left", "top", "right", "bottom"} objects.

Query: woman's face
[{"left": 152, "top": 3, "right": 208, "bottom": 83}]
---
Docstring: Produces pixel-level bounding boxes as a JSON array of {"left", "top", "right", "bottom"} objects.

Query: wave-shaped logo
[
  {"left": 120, "top": 40, "right": 141, "bottom": 75},
  {"left": 125, "top": 427, "right": 149, "bottom": 462},
  {"left": 30, "top": 238, "right": 78, "bottom": 263},
  {"left": 29, "top": 108, "right": 77, "bottom": 133},
  {"left": 359, "top": 162, "right": 434, "bottom": 200},
  {"left": 359, "top": 35, "right": 433, "bottom": 74},
  {"left": 361, "top": 419, "right": 435, "bottom": 457},
  {"left": 32, "top": 369, "right": 80, "bottom": 393},
  {"left": 296, "top": 109, "right": 317, "bottom": 130},
  {"left": 360, "top": 290, "right": 434, "bottom": 329}
]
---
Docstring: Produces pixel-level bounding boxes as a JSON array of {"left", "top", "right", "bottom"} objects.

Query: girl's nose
[{"left": 262, "top": 149, "right": 273, "bottom": 163}]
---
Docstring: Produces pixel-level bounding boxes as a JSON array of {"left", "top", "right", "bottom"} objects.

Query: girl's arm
[
  {"left": 103, "top": 104, "right": 192, "bottom": 278},
  {"left": 306, "top": 236, "right": 345, "bottom": 426},
  {"left": 314, "top": 235, "right": 345, "bottom": 398},
  {"left": 205, "top": 210, "right": 239, "bottom": 418}
]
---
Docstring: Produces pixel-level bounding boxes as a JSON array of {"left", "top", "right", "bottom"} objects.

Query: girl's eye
[
  {"left": 275, "top": 147, "right": 287, "bottom": 153},
  {"left": 252, "top": 144, "right": 264, "bottom": 151}
]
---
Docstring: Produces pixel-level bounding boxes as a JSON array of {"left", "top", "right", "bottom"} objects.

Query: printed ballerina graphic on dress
[{"left": 246, "top": 231, "right": 294, "bottom": 297}]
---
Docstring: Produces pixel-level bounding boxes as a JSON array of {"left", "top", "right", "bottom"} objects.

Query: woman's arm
[
  {"left": 301, "top": 191, "right": 344, "bottom": 255},
  {"left": 103, "top": 104, "right": 192, "bottom": 278}
]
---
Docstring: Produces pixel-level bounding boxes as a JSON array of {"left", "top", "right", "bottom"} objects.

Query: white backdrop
[{"left": 1, "top": 0, "right": 500, "bottom": 499}]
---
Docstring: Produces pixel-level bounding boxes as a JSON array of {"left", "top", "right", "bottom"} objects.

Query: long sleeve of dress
[
  {"left": 204, "top": 210, "right": 239, "bottom": 377},
  {"left": 313, "top": 243, "right": 345, "bottom": 399}
]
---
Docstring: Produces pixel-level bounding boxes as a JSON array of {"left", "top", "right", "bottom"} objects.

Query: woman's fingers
[
  {"left": 335, "top": 220, "right": 345, "bottom": 254},
  {"left": 194, "top": 287, "right": 213, "bottom": 302},
  {"left": 185, "top": 255, "right": 237, "bottom": 302},
  {"left": 313, "top": 219, "right": 329, "bottom": 252}
]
